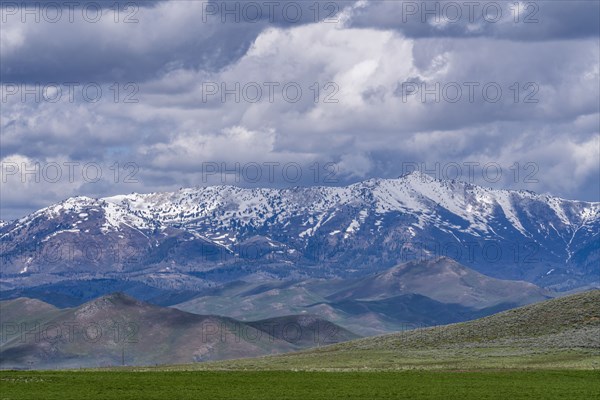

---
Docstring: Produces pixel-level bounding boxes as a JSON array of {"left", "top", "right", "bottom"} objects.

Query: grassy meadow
[{"left": 1, "top": 370, "right": 599, "bottom": 400}]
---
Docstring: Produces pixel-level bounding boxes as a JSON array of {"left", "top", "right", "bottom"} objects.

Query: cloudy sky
[{"left": 1, "top": 0, "right": 599, "bottom": 219}]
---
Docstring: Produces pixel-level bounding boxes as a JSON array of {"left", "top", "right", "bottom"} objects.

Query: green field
[
  {"left": 149, "top": 348, "right": 599, "bottom": 372},
  {"left": 1, "top": 370, "right": 599, "bottom": 400},
  {"left": 1, "top": 291, "right": 597, "bottom": 399}
]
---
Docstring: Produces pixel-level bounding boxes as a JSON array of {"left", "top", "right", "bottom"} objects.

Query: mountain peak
[
  {"left": 98, "top": 292, "right": 140, "bottom": 304},
  {"left": 388, "top": 256, "right": 467, "bottom": 276},
  {"left": 398, "top": 170, "right": 437, "bottom": 182},
  {"left": 2, "top": 171, "right": 598, "bottom": 291},
  {"left": 77, "top": 292, "right": 145, "bottom": 314},
  {"left": 328, "top": 257, "right": 549, "bottom": 308}
]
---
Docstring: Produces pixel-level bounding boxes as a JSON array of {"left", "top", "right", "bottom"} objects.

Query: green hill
[{"left": 159, "top": 290, "right": 600, "bottom": 371}]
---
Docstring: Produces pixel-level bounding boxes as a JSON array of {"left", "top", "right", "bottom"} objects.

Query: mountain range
[
  {"left": 0, "top": 172, "right": 598, "bottom": 344},
  {"left": 1, "top": 172, "right": 598, "bottom": 298}
]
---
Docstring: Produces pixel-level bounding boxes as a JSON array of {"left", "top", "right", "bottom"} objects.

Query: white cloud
[{"left": 1, "top": 2, "right": 599, "bottom": 218}]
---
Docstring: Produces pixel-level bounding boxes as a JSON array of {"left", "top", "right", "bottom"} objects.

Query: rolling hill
[
  {"left": 169, "top": 290, "right": 600, "bottom": 371},
  {"left": 0, "top": 294, "right": 356, "bottom": 370},
  {"left": 174, "top": 257, "right": 552, "bottom": 335}
]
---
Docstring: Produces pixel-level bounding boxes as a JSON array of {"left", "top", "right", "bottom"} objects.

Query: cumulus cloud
[{"left": 0, "top": 1, "right": 598, "bottom": 219}]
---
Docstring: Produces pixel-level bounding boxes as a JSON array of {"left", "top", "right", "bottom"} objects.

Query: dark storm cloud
[
  {"left": 0, "top": 2, "right": 260, "bottom": 83},
  {"left": 346, "top": 0, "right": 600, "bottom": 41},
  {"left": 0, "top": 0, "right": 357, "bottom": 83}
]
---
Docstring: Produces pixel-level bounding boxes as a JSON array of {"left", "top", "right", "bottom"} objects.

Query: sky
[{"left": 1, "top": 0, "right": 599, "bottom": 220}]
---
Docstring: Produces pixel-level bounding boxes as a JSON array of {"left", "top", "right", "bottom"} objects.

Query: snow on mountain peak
[
  {"left": 98, "top": 174, "right": 599, "bottom": 241},
  {"left": 11, "top": 195, "right": 156, "bottom": 234},
  {"left": 6, "top": 174, "right": 597, "bottom": 246},
  {"left": 2, "top": 173, "right": 598, "bottom": 290}
]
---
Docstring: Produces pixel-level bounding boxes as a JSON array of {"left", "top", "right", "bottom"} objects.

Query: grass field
[
  {"left": 1, "top": 292, "right": 597, "bottom": 399},
  {"left": 1, "top": 370, "right": 599, "bottom": 400},
  {"left": 147, "top": 347, "right": 600, "bottom": 371}
]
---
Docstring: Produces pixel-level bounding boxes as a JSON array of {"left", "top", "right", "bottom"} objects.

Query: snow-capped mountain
[{"left": 1, "top": 172, "right": 598, "bottom": 291}]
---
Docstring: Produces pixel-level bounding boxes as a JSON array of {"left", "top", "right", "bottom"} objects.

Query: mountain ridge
[
  {"left": 1, "top": 172, "right": 598, "bottom": 293},
  {"left": 173, "top": 257, "right": 551, "bottom": 336}
]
